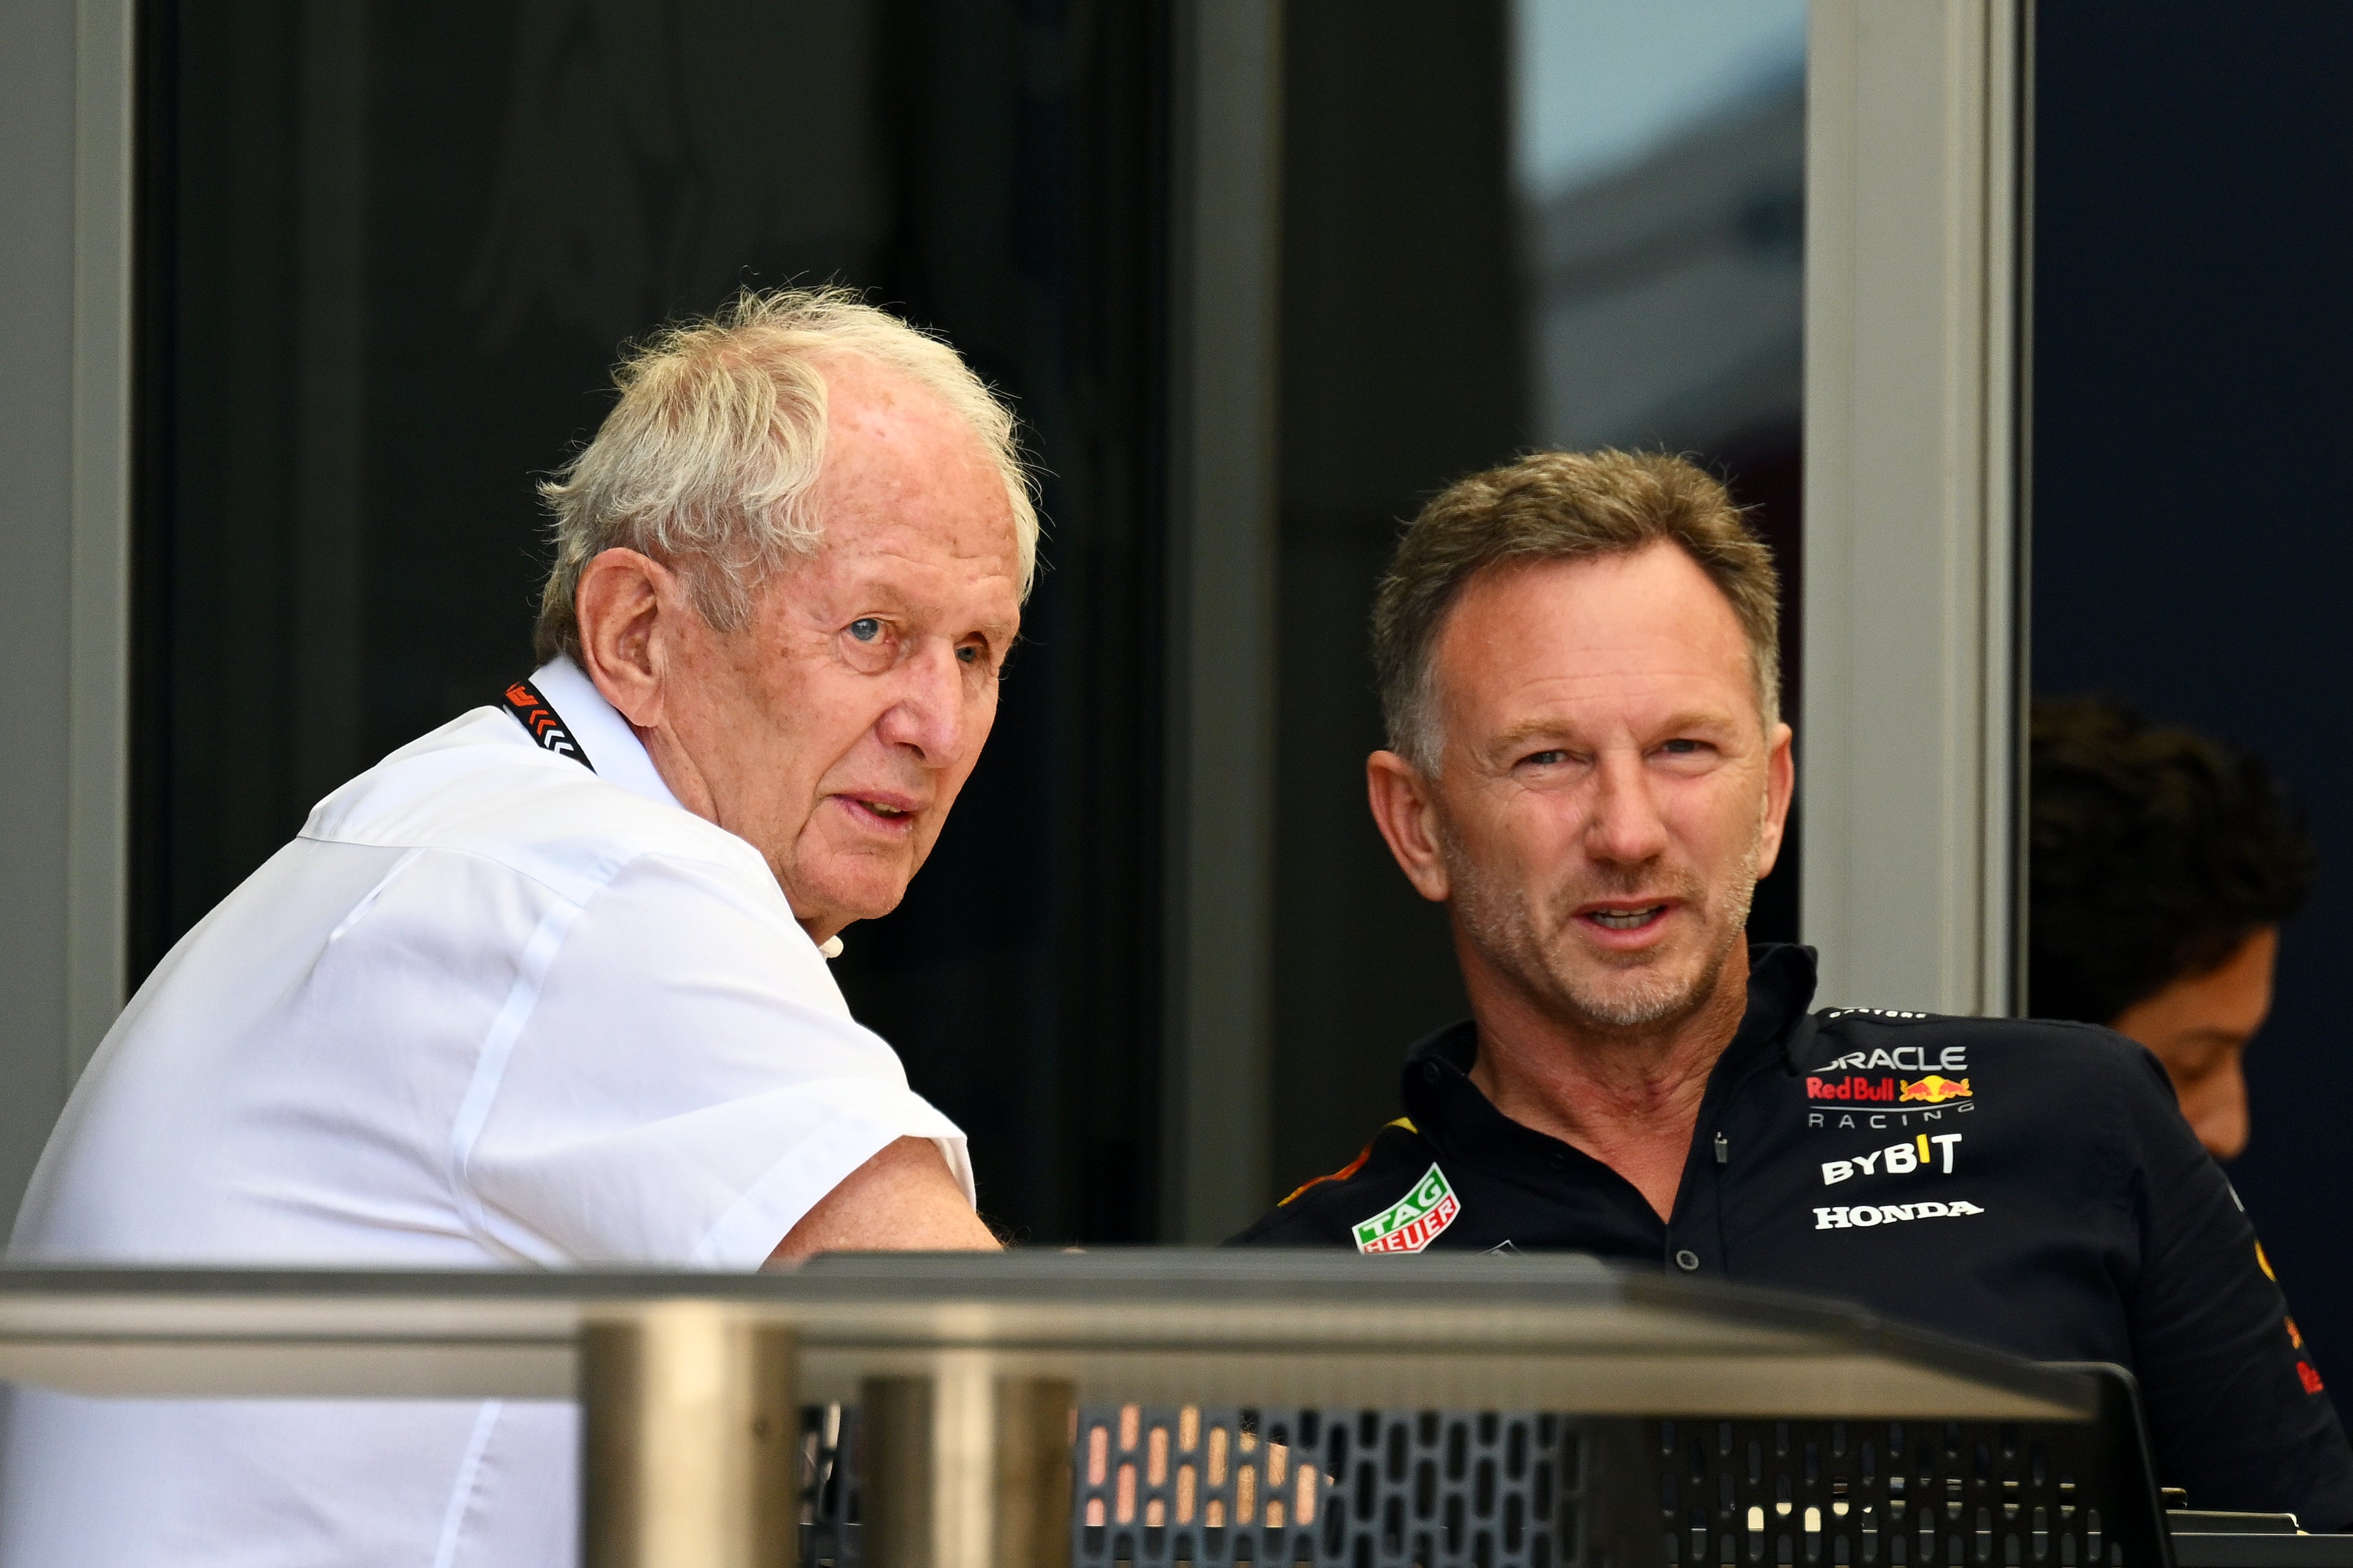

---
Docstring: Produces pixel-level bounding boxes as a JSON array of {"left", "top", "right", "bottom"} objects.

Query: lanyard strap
[{"left": 498, "top": 679, "right": 595, "bottom": 771}]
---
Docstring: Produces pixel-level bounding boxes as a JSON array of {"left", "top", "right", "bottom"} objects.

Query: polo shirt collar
[
  {"left": 1401, "top": 943, "right": 1824, "bottom": 1155},
  {"left": 526, "top": 656, "right": 687, "bottom": 815}
]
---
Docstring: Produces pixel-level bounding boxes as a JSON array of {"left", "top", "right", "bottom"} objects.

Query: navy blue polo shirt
[{"left": 1229, "top": 943, "right": 2353, "bottom": 1527}]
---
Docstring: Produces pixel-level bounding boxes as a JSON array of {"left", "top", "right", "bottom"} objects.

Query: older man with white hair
[{"left": 2, "top": 290, "right": 1022, "bottom": 1565}]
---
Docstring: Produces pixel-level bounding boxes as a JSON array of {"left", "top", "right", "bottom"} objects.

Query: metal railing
[{"left": 0, "top": 1252, "right": 2147, "bottom": 1568}]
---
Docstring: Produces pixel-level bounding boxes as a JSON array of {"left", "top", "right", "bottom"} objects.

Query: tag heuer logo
[{"left": 1353, "top": 1164, "right": 1461, "bottom": 1254}]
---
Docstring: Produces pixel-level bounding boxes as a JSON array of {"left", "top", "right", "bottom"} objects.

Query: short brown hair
[{"left": 1371, "top": 449, "right": 1780, "bottom": 771}]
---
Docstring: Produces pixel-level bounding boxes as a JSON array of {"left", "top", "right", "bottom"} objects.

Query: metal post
[
  {"left": 580, "top": 1302, "right": 799, "bottom": 1568},
  {"left": 1800, "top": 0, "right": 2028, "bottom": 1016},
  {"left": 862, "top": 1359, "right": 1077, "bottom": 1568},
  {"left": 1163, "top": 0, "right": 1284, "bottom": 1244}
]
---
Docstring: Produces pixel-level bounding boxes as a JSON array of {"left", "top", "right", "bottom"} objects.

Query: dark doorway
[{"left": 129, "top": 0, "right": 1172, "bottom": 1245}]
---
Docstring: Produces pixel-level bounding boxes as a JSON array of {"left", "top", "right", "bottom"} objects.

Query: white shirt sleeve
[{"left": 453, "top": 852, "right": 971, "bottom": 1268}]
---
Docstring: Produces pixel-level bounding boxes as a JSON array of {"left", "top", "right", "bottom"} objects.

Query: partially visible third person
[{"left": 2029, "top": 696, "right": 2315, "bottom": 1159}]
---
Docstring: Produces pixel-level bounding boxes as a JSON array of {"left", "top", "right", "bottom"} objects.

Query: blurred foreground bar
[{"left": 0, "top": 1253, "right": 2173, "bottom": 1568}]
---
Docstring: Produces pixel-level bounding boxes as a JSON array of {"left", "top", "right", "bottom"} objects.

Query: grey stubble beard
[{"left": 1441, "top": 813, "right": 1764, "bottom": 1034}]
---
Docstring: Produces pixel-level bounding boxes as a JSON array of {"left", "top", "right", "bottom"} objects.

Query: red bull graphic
[
  {"left": 1806, "top": 1075, "right": 1973, "bottom": 1105},
  {"left": 1807, "top": 1075, "right": 1977, "bottom": 1131},
  {"left": 1805, "top": 1075, "right": 1900, "bottom": 1102}
]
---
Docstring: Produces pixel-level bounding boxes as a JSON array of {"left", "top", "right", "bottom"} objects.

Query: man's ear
[
  {"left": 1367, "top": 749, "right": 1453, "bottom": 904},
  {"left": 574, "top": 549, "right": 679, "bottom": 727},
  {"left": 1754, "top": 720, "right": 1796, "bottom": 880}
]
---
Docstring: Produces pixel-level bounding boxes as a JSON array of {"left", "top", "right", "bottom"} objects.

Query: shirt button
[
  {"left": 1674, "top": 1249, "right": 1701, "bottom": 1273},
  {"left": 1422, "top": 1061, "right": 1444, "bottom": 1084},
  {"left": 1547, "top": 1150, "right": 1568, "bottom": 1170}
]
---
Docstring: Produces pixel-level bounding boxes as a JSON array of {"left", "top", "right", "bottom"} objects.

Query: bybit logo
[{"left": 1821, "top": 1132, "right": 1961, "bottom": 1186}]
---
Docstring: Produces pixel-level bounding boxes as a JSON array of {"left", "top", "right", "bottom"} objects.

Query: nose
[
  {"left": 1584, "top": 747, "right": 1671, "bottom": 866},
  {"left": 873, "top": 643, "right": 978, "bottom": 766}
]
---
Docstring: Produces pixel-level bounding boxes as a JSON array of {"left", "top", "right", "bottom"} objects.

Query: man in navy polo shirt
[{"left": 1230, "top": 449, "right": 2353, "bottom": 1527}]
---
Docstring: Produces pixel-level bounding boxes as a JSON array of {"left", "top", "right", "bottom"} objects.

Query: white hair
[{"left": 534, "top": 286, "right": 1038, "bottom": 660}]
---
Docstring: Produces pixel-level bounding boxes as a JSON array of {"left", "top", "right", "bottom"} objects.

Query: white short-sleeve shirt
[{"left": 0, "top": 657, "right": 971, "bottom": 1567}]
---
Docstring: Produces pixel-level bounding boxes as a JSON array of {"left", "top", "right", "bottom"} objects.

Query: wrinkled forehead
[
  {"left": 804, "top": 377, "right": 1020, "bottom": 584},
  {"left": 777, "top": 505, "right": 1023, "bottom": 632}
]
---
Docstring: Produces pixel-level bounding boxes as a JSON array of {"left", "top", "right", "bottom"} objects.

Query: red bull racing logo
[{"left": 1807, "top": 1066, "right": 1977, "bottom": 1130}]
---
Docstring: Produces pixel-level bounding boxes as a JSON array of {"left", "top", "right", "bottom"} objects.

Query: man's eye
[
  {"left": 1661, "top": 738, "right": 1703, "bottom": 755},
  {"left": 956, "top": 645, "right": 980, "bottom": 665},
  {"left": 848, "top": 618, "right": 882, "bottom": 642},
  {"left": 1525, "top": 750, "right": 1567, "bottom": 766}
]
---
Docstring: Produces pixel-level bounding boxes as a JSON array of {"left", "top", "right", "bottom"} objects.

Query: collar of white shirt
[
  {"left": 525, "top": 655, "right": 686, "bottom": 813},
  {"left": 524, "top": 655, "right": 844, "bottom": 960}
]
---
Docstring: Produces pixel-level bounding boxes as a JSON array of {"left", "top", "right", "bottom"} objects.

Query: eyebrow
[
  {"left": 1488, "top": 720, "right": 1574, "bottom": 754},
  {"left": 966, "top": 618, "right": 1019, "bottom": 649},
  {"left": 1488, "top": 709, "right": 1738, "bottom": 752}
]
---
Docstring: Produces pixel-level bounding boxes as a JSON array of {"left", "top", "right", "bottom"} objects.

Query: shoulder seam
[
  {"left": 1279, "top": 1119, "right": 1417, "bottom": 1207},
  {"left": 299, "top": 815, "right": 768, "bottom": 908}
]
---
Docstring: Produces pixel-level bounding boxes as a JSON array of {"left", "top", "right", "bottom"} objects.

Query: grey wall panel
[
  {"left": 1801, "top": 0, "right": 2025, "bottom": 1018},
  {"left": 67, "top": 0, "right": 134, "bottom": 1077},
  {"left": 0, "top": 0, "right": 131, "bottom": 1219},
  {"left": 0, "top": 0, "right": 79, "bottom": 1218}
]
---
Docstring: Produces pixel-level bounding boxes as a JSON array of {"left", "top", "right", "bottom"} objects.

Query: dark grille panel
[
  {"left": 796, "top": 1406, "right": 2144, "bottom": 1568},
  {"left": 798, "top": 1402, "right": 1586, "bottom": 1568},
  {"left": 1658, "top": 1421, "right": 2125, "bottom": 1568},
  {"left": 1070, "top": 1405, "right": 1578, "bottom": 1568}
]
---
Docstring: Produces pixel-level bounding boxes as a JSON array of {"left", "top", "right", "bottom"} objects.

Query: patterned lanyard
[{"left": 497, "top": 679, "right": 595, "bottom": 771}]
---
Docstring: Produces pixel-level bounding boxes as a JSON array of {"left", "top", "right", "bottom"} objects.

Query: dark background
[
  {"left": 2031, "top": 1, "right": 2353, "bottom": 1423},
  {"left": 131, "top": 0, "right": 1171, "bottom": 1245}
]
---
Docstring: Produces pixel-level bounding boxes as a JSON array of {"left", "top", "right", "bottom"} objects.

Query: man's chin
[
  {"left": 1553, "top": 945, "right": 1723, "bottom": 1031},
  {"left": 779, "top": 863, "right": 915, "bottom": 932},
  {"left": 1561, "top": 978, "right": 1699, "bottom": 1029}
]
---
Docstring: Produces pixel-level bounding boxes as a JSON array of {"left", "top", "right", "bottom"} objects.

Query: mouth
[
  {"left": 1575, "top": 901, "right": 1673, "bottom": 935},
  {"left": 836, "top": 793, "right": 923, "bottom": 832}
]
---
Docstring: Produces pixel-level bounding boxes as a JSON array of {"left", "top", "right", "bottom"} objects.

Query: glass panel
[
  {"left": 1268, "top": 1, "right": 1807, "bottom": 1194},
  {"left": 1515, "top": 0, "right": 1806, "bottom": 945}
]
